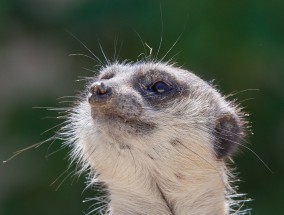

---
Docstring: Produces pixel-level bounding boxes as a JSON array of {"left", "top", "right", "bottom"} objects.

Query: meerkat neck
[
  {"left": 94, "top": 149, "right": 228, "bottom": 215},
  {"left": 103, "top": 169, "right": 227, "bottom": 215}
]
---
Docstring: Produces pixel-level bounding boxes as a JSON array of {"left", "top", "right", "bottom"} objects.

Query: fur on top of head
[{"left": 62, "top": 61, "right": 247, "bottom": 215}]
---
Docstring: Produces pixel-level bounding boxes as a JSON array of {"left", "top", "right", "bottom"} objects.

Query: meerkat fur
[{"left": 60, "top": 61, "right": 248, "bottom": 215}]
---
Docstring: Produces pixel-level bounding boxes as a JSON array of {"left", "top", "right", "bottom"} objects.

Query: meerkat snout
[
  {"left": 88, "top": 77, "right": 144, "bottom": 122},
  {"left": 90, "top": 82, "right": 110, "bottom": 95},
  {"left": 88, "top": 81, "right": 112, "bottom": 104}
]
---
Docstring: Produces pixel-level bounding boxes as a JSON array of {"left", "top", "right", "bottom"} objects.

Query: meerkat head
[
  {"left": 75, "top": 61, "right": 244, "bottom": 160},
  {"left": 68, "top": 60, "right": 246, "bottom": 215}
]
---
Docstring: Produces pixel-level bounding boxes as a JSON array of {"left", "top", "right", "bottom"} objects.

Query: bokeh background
[{"left": 1, "top": 0, "right": 283, "bottom": 214}]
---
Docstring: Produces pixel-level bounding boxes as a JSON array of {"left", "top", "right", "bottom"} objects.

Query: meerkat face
[
  {"left": 87, "top": 63, "right": 187, "bottom": 136},
  {"left": 79, "top": 61, "right": 244, "bottom": 161}
]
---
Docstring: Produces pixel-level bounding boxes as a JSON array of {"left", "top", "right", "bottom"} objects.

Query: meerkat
[{"left": 61, "top": 60, "right": 248, "bottom": 215}]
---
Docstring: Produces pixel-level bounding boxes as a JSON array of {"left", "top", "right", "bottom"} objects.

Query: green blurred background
[{"left": 1, "top": 0, "right": 283, "bottom": 214}]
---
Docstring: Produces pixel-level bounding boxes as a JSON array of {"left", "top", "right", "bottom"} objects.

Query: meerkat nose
[
  {"left": 88, "top": 81, "right": 112, "bottom": 104},
  {"left": 90, "top": 82, "right": 109, "bottom": 95}
]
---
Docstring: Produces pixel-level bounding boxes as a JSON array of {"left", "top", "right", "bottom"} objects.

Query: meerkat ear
[{"left": 214, "top": 113, "right": 244, "bottom": 159}]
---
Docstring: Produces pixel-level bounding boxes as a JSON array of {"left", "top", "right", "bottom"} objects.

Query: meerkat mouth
[{"left": 93, "top": 111, "right": 157, "bottom": 135}]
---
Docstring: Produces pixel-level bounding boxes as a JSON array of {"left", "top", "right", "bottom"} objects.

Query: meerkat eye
[{"left": 150, "top": 81, "right": 172, "bottom": 93}]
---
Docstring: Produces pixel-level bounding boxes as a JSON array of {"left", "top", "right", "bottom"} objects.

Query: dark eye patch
[{"left": 133, "top": 69, "right": 190, "bottom": 109}]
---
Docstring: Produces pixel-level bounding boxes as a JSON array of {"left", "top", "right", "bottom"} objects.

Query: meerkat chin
[{"left": 64, "top": 61, "right": 246, "bottom": 215}]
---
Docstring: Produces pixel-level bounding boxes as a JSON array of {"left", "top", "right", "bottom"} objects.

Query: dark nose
[
  {"left": 90, "top": 82, "right": 110, "bottom": 95},
  {"left": 88, "top": 82, "right": 112, "bottom": 104}
]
